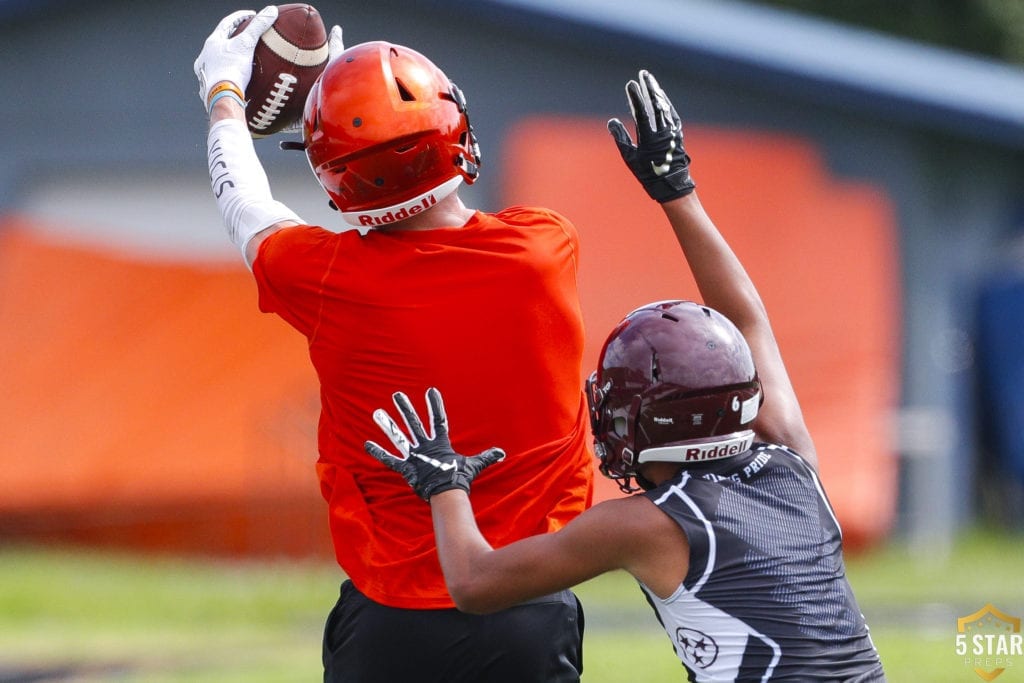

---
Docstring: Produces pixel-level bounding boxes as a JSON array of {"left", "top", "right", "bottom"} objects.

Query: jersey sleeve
[
  {"left": 494, "top": 205, "right": 581, "bottom": 277},
  {"left": 251, "top": 226, "right": 343, "bottom": 338},
  {"left": 499, "top": 205, "right": 579, "bottom": 238}
]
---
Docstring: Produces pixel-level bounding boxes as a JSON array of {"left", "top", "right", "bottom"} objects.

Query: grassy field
[{"left": 1, "top": 527, "right": 1022, "bottom": 682}]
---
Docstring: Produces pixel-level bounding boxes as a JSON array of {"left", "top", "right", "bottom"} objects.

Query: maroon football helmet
[{"left": 586, "top": 300, "right": 762, "bottom": 492}]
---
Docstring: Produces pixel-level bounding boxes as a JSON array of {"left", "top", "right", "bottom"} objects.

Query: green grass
[
  {"left": 1, "top": 527, "right": 1022, "bottom": 681},
  {"left": 842, "top": 528, "right": 1024, "bottom": 683},
  {"left": 0, "top": 549, "right": 337, "bottom": 681}
]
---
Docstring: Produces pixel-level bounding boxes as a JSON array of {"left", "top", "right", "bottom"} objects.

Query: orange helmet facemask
[{"left": 301, "top": 41, "right": 481, "bottom": 228}]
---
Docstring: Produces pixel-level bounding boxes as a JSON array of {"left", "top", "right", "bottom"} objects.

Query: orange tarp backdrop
[
  {"left": 501, "top": 118, "right": 901, "bottom": 548},
  {"left": 0, "top": 121, "right": 899, "bottom": 555},
  {"left": 0, "top": 222, "right": 328, "bottom": 556}
]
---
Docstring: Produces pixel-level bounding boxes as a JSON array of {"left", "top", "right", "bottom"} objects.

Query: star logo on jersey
[{"left": 676, "top": 627, "right": 719, "bottom": 669}]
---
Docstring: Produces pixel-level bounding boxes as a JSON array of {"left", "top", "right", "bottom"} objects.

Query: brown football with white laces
[{"left": 232, "top": 4, "right": 328, "bottom": 137}]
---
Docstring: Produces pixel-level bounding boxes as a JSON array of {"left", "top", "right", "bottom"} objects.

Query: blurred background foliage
[{"left": 749, "top": 0, "right": 1024, "bottom": 65}]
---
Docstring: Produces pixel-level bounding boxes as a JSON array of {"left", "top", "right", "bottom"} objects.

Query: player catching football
[
  {"left": 365, "top": 71, "right": 887, "bottom": 681},
  {"left": 194, "top": 7, "right": 591, "bottom": 682}
]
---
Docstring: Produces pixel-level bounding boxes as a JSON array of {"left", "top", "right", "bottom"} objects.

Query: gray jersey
[{"left": 641, "top": 443, "right": 885, "bottom": 682}]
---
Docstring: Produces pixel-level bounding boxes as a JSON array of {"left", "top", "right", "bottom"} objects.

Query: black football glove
[
  {"left": 607, "top": 70, "right": 695, "bottom": 203},
  {"left": 364, "top": 388, "right": 505, "bottom": 502}
]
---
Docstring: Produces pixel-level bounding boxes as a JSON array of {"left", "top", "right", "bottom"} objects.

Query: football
[{"left": 232, "top": 4, "right": 328, "bottom": 137}]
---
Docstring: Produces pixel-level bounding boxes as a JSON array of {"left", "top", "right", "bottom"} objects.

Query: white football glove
[
  {"left": 328, "top": 24, "right": 345, "bottom": 63},
  {"left": 193, "top": 6, "right": 279, "bottom": 111}
]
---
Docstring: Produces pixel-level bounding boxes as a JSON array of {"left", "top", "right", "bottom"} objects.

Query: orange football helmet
[{"left": 303, "top": 41, "right": 481, "bottom": 227}]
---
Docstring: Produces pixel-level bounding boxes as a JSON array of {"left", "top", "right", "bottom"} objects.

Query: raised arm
[
  {"left": 193, "top": 8, "right": 342, "bottom": 268},
  {"left": 608, "top": 70, "right": 816, "bottom": 466}
]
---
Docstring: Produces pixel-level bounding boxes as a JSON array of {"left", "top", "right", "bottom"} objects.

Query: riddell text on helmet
[
  {"left": 358, "top": 194, "right": 438, "bottom": 226},
  {"left": 686, "top": 441, "right": 748, "bottom": 461}
]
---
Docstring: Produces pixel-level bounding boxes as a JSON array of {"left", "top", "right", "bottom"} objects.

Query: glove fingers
[
  {"left": 642, "top": 71, "right": 677, "bottom": 134},
  {"left": 610, "top": 71, "right": 695, "bottom": 203},
  {"left": 465, "top": 447, "right": 506, "bottom": 478},
  {"left": 215, "top": 9, "right": 257, "bottom": 37},
  {"left": 237, "top": 5, "right": 279, "bottom": 49},
  {"left": 624, "top": 79, "right": 651, "bottom": 133},
  {"left": 328, "top": 25, "right": 345, "bottom": 62},
  {"left": 196, "top": 10, "right": 254, "bottom": 77},
  {"left": 373, "top": 407, "right": 413, "bottom": 457},
  {"left": 366, "top": 440, "right": 422, "bottom": 493},
  {"left": 364, "top": 440, "right": 402, "bottom": 469},
  {"left": 668, "top": 101, "right": 683, "bottom": 136},
  {"left": 650, "top": 71, "right": 683, "bottom": 131},
  {"left": 425, "top": 387, "right": 449, "bottom": 442},
  {"left": 643, "top": 78, "right": 663, "bottom": 134},
  {"left": 607, "top": 118, "right": 634, "bottom": 150},
  {"left": 479, "top": 447, "right": 506, "bottom": 466},
  {"left": 390, "top": 391, "right": 430, "bottom": 445}
]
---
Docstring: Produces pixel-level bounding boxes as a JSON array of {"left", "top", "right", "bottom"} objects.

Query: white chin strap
[
  {"left": 638, "top": 431, "right": 755, "bottom": 465},
  {"left": 339, "top": 176, "right": 464, "bottom": 228}
]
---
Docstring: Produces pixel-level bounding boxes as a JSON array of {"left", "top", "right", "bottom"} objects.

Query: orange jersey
[{"left": 252, "top": 206, "right": 594, "bottom": 608}]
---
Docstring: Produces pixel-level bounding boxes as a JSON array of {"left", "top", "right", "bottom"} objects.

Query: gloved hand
[
  {"left": 193, "top": 6, "right": 279, "bottom": 112},
  {"left": 364, "top": 388, "right": 505, "bottom": 502},
  {"left": 328, "top": 24, "right": 345, "bottom": 63},
  {"left": 608, "top": 70, "right": 696, "bottom": 203}
]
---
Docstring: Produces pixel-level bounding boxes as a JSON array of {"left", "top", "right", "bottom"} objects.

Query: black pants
[{"left": 323, "top": 580, "right": 584, "bottom": 683}]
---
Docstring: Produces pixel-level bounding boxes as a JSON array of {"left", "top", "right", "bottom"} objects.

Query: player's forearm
[
  {"left": 665, "top": 192, "right": 815, "bottom": 457},
  {"left": 205, "top": 102, "right": 302, "bottom": 265},
  {"left": 662, "top": 192, "right": 769, "bottom": 337},
  {"left": 430, "top": 491, "right": 507, "bottom": 613},
  {"left": 431, "top": 491, "right": 590, "bottom": 614}
]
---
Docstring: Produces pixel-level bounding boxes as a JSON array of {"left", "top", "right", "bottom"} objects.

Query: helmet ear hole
[
  {"left": 612, "top": 416, "right": 629, "bottom": 437},
  {"left": 394, "top": 78, "right": 416, "bottom": 102}
]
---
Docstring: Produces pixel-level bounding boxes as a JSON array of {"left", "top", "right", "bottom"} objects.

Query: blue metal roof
[
  {"left": 457, "top": 0, "right": 1024, "bottom": 148},
  {"left": 7, "top": 0, "right": 1021, "bottom": 146},
  {"left": 0, "top": 0, "right": 77, "bottom": 20}
]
